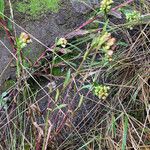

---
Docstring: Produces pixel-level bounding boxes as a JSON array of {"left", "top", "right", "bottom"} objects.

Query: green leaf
[
  {"left": 0, "top": 0, "right": 4, "bottom": 18},
  {"left": 75, "top": 94, "right": 84, "bottom": 111},
  {"left": 111, "top": 114, "right": 116, "bottom": 138},
  {"left": 0, "top": 91, "right": 8, "bottom": 109},
  {"left": 117, "top": 41, "right": 128, "bottom": 47},
  {"left": 55, "top": 89, "right": 59, "bottom": 102},
  {"left": 1, "top": 91, "right": 7, "bottom": 98},
  {"left": 53, "top": 104, "right": 67, "bottom": 111},
  {"left": 52, "top": 67, "right": 62, "bottom": 76},
  {"left": 7, "top": 17, "right": 13, "bottom": 31},
  {"left": 81, "top": 84, "right": 93, "bottom": 90},
  {"left": 122, "top": 115, "right": 128, "bottom": 150},
  {"left": 63, "top": 69, "right": 71, "bottom": 88}
]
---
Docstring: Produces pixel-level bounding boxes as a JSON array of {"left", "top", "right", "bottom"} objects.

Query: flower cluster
[
  {"left": 18, "top": 32, "right": 32, "bottom": 48},
  {"left": 91, "top": 31, "right": 116, "bottom": 62},
  {"left": 125, "top": 10, "right": 141, "bottom": 29},
  {"left": 102, "top": 33, "right": 116, "bottom": 61},
  {"left": 57, "top": 37, "right": 68, "bottom": 48},
  {"left": 100, "top": 0, "right": 114, "bottom": 14},
  {"left": 126, "top": 10, "right": 141, "bottom": 22},
  {"left": 94, "top": 85, "right": 110, "bottom": 100}
]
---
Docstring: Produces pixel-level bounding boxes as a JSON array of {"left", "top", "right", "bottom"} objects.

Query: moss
[
  {"left": 16, "top": 0, "right": 60, "bottom": 18},
  {"left": 3, "top": 79, "right": 15, "bottom": 91}
]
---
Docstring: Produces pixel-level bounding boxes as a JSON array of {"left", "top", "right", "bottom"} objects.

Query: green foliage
[
  {"left": 125, "top": 10, "right": 141, "bottom": 22},
  {"left": 75, "top": 94, "right": 84, "bottom": 111},
  {"left": 0, "top": 0, "right": 4, "bottom": 18},
  {"left": 122, "top": 115, "right": 128, "bottom": 150},
  {"left": 0, "top": 92, "right": 8, "bottom": 109},
  {"left": 119, "top": 8, "right": 141, "bottom": 29},
  {"left": 16, "top": 0, "right": 60, "bottom": 18},
  {"left": 3, "top": 79, "right": 15, "bottom": 91},
  {"left": 52, "top": 67, "right": 63, "bottom": 76},
  {"left": 63, "top": 69, "right": 71, "bottom": 88},
  {"left": 53, "top": 104, "right": 67, "bottom": 111},
  {"left": 1, "top": 0, "right": 149, "bottom": 149}
]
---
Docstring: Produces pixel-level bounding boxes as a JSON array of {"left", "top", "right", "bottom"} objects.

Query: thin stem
[{"left": 111, "top": 0, "right": 134, "bottom": 11}]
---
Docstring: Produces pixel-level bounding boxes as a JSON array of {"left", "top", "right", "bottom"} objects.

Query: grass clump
[
  {"left": 0, "top": 0, "right": 150, "bottom": 149},
  {"left": 16, "top": 0, "right": 60, "bottom": 18}
]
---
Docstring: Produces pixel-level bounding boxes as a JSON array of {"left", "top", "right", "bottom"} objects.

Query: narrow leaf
[
  {"left": 122, "top": 115, "right": 128, "bottom": 150},
  {"left": 81, "top": 84, "right": 93, "bottom": 90},
  {"left": 55, "top": 89, "right": 59, "bottom": 102},
  {"left": 63, "top": 69, "right": 71, "bottom": 88},
  {"left": 111, "top": 114, "right": 116, "bottom": 138},
  {"left": 75, "top": 94, "right": 84, "bottom": 111},
  {"left": 53, "top": 104, "right": 67, "bottom": 111},
  {"left": 0, "top": 0, "right": 4, "bottom": 18}
]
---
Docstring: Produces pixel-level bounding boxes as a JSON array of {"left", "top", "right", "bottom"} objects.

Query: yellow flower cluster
[
  {"left": 102, "top": 33, "right": 116, "bottom": 61},
  {"left": 94, "top": 85, "right": 110, "bottom": 100},
  {"left": 57, "top": 37, "right": 68, "bottom": 48},
  {"left": 91, "top": 31, "right": 116, "bottom": 62},
  {"left": 100, "top": 0, "right": 114, "bottom": 13},
  {"left": 19, "top": 32, "right": 32, "bottom": 48},
  {"left": 125, "top": 10, "right": 141, "bottom": 29}
]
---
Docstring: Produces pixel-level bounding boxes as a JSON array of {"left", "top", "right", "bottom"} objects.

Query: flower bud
[{"left": 107, "top": 50, "right": 113, "bottom": 56}]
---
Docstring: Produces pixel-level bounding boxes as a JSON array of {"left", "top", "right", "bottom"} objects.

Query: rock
[
  {"left": 0, "top": 0, "right": 87, "bottom": 93},
  {"left": 0, "top": 34, "right": 16, "bottom": 93},
  {"left": 70, "top": 0, "right": 99, "bottom": 13}
]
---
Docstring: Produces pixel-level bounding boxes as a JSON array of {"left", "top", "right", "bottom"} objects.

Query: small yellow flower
[
  {"left": 107, "top": 50, "right": 113, "bottom": 56},
  {"left": 20, "top": 32, "right": 32, "bottom": 44},
  {"left": 109, "top": 57, "right": 112, "bottom": 61},
  {"left": 94, "top": 84, "right": 110, "bottom": 100},
  {"left": 107, "top": 37, "right": 116, "bottom": 47},
  {"left": 57, "top": 37, "right": 68, "bottom": 48},
  {"left": 100, "top": 0, "right": 114, "bottom": 13},
  {"left": 102, "top": 96, "right": 107, "bottom": 100}
]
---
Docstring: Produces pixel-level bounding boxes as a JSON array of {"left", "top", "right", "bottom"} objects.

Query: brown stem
[
  {"left": 111, "top": 0, "right": 134, "bottom": 11},
  {"left": 0, "top": 18, "right": 17, "bottom": 53},
  {"left": 56, "top": 113, "right": 68, "bottom": 134}
]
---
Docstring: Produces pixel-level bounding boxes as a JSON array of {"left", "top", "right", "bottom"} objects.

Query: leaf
[
  {"left": 66, "top": 29, "right": 89, "bottom": 39},
  {"left": 81, "top": 84, "right": 93, "bottom": 90},
  {"left": 75, "top": 94, "right": 84, "bottom": 111},
  {"left": 122, "top": 115, "right": 128, "bottom": 150},
  {"left": 55, "top": 89, "right": 59, "bottom": 102},
  {"left": 52, "top": 67, "right": 62, "bottom": 76},
  {"left": 117, "top": 41, "right": 128, "bottom": 47},
  {"left": 111, "top": 114, "right": 116, "bottom": 138},
  {"left": 1, "top": 91, "right": 8, "bottom": 98},
  {"left": 7, "top": 17, "right": 13, "bottom": 31},
  {"left": 0, "top": 0, "right": 4, "bottom": 18},
  {"left": 63, "top": 69, "right": 71, "bottom": 88},
  {"left": 53, "top": 104, "right": 67, "bottom": 111},
  {"left": 0, "top": 91, "right": 8, "bottom": 109}
]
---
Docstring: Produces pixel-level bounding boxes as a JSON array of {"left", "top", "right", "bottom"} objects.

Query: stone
[{"left": 0, "top": 0, "right": 87, "bottom": 93}]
